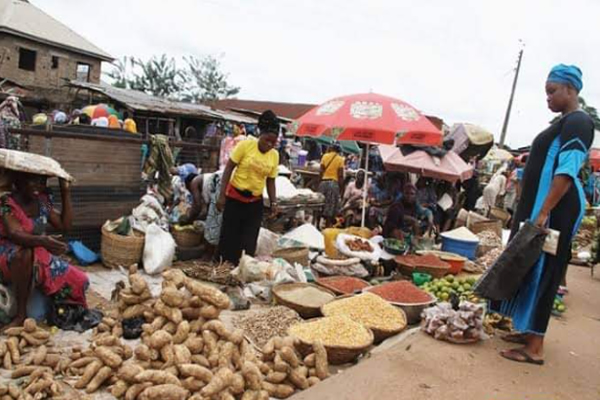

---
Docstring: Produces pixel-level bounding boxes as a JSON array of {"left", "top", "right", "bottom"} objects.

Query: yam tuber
[
  {"left": 130, "top": 273, "right": 148, "bottom": 295},
  {"left": 118, "top": 361, "right": 145, "bottom": 383},
  {"left": 86, "top": 365, "right": 113, "bottom": 393},
  {"left": 201, "top": 367, "right": 234, "bottom": 397},
  {"left": 148, "top": 330, "right": 173, "bottom": 350},
  {"left": 313, "top": 341, "right": 329, "bottom": 380},
  {"left": 172, "top": 321, "right": 190, "bottom": 344},
  {"left": 75, "top": 359, "right": 103, "bottom": 389},
  {"left": 161, "top": 286, "right": 186, "bottom": 308},
  {"left": 23, "top": 318, "right": 37, "bottom": 333},
  {"left": 134, "top": 370, "right": 180, "bottom": 385},
  {"left": 125, "top": 382, "right": 153, "bottom": 400},
  {"left": 279, "top": 347, "right": 299, "bottom": 368},
  {"left": 266, "top": 371, "right": 288, "bottom": 384},
  {"left": 95, "top": 346, "right": 123, "bottom": 369},
  {"left": 111, "top": 380, "right": 129, "bottom": 398},
  {"left": 185, "top": 279, "right": 231, "bottom": 310},
  {"left": 184, "top": 336, "right": 204, "bottom": 354},
  {"left": 242, "top": 361, "right": 263, "bottom": 391},
  {"left": 262, "top": 382, "right": 295, "bottom": 399},
  {"left": 138, "top": 384, "right": 189, "bottom": 400},
  {"left": 178, "top": 364, "right": 213, "bottom": 382},
  {"left": 173, "top": 344, "right": 192, "bottom": 364}
]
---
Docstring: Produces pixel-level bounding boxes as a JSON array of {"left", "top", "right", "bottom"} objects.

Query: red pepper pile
[
  {"left": 318, "top": 276, "right": 370, "bottom": 294},
  {"left": 370, "top": 281, "right": 433, "bottom": 304}
]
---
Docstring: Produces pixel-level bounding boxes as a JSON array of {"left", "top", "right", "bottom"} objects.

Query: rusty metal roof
[{"left": 69, "top": 81, "right": 257, "bottom": 124}]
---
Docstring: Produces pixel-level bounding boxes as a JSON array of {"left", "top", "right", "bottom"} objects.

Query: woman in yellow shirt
[
  {"left": 319, "top": 144, "right": 345, "bottom": 227},
  {"left": 216, "top": 111, "right": 280, "bottom": 264}
]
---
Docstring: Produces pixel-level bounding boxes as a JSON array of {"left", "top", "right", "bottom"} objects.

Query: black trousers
[{"left": 218, "top": 197, "right": 263, "bottom": 264}]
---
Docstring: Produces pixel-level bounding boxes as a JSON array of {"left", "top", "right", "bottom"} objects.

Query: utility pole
[{"left": 499, "top": 47, "right": 524, "bottom": 147}]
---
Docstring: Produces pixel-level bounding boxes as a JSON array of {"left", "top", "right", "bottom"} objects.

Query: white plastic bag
[
  {"left": 143, "top": 223, "right": 176, "bottom": 275},
  {"left": 0, "top": 284, "right": 15, "bottom": 317},
  {"left": 256, "top": 228, "right": 281, "bottom": 257},
  {"left": 336, "top": 233, "right": 382, "bottom": 261}
]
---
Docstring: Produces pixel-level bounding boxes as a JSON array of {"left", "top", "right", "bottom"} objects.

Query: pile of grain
[
  {"left": 278, "top": 286, "right": 335, "bottom": 308},
  {"left": 288, "top": 316, "right": 372, "bottom": 347},
  {"left": 233, "top": 307, "right": 302, "bottom": 348},
  {"left": 322, "top": 292, "right": 406, "bottom": 332}
]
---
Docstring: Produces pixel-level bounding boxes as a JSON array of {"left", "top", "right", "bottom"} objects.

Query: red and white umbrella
[
  {"left": 378, "top": 145, "right": 474, "bottom": 183},
  {"left": 291, "top": 92, "right": 442, "bottom": 146},
  {"left": 292, "top": 93, "right": 443, "bottom": 226}
]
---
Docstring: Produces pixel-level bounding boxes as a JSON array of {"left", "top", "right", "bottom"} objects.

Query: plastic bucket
[
  {"left": 297, "top": 150, "right": 308, "bottom": 167},
  {"left": 441, "top": 236, "right": 478, "bottom": 260}
]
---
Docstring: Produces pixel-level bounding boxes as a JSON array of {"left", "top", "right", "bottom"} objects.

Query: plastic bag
[
  {"left": 474, "top": 222, "right": 546, "bottom": 301},
  {"left": 69, "top": 240, "right": 100, "bottom": 266},
  {"left": 143, "top": 223, "right": 176, "bottom": 275},
  {"left": 122, "top": 317, "right": 145, "bottom": 339},
  {"left": 336, "top": 233, "right": 382, "bottom": 262},
  {"left": 256, "top": 228, "right": 281, "bottom": 257},
  {"left": 0, "top": 284, "right": 15, "bottom": 317}
]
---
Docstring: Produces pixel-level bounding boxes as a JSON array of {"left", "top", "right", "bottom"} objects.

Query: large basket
[
  {"left": 321, "top": 295, "right": 408, "bottom": 344},
  {"left": 101, "top": 226, "right": 145, "bottom": 269},
  {"left": 395, "top": 255, "right": 451, "bottom": 279},
  {"left": 290, "top": 319, "right": 374, "bottom": 365},
  {"left": 272, "top": 283, "right": 336, "bottom": 318},
  {"left": 272, "top": 247, "right": 309, "bottom": 267},
  {"left": 172, "top": 228, "right": 203, "bottom": 248},
  {"left": 469, "top": 220, "right": 502, "bottom": 238}
]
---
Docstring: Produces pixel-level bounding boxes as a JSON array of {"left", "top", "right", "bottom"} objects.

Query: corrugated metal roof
[
  {"left": 69, "top": 81, "right": 257, "bottom": 124},
  {"left": 0, "top": 0, "right": 113, "bottom": 61},
  {"left": 210, "top": 98, "right": 317, "bottom": 120}
]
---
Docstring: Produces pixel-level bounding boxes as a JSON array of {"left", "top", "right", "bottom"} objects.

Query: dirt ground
[{"left": 291, "top": 265, "right": 600, "bottom": 400}]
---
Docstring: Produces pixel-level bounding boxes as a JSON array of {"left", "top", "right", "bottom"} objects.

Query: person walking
[
  {"left": 318, "top": 144, "right": 345, "bottom": 227},
  {"left": 491, "top": 64, "right": 594, "bottom": 365}
]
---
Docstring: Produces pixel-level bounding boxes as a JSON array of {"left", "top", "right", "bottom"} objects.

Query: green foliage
[
  {"left": 104, "top": 54, "right": 240, "bottom": 102},
  {"left": 181, "top": 55, "right": 240, "bottom": 103}
]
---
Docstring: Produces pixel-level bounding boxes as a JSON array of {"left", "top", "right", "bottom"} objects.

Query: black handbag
[{"left": 474, "top": 221, "right": 547, "bottom": 301}]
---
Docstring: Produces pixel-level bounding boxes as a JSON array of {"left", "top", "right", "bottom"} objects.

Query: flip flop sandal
[
  {"left": 500, "top": 348, "right": 544, "bottom": 366},
  {"left": 501, "top": 334, "right": 528, "bottom": 344}
]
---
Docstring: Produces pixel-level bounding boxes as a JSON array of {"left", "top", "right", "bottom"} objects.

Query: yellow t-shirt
[
  {"left": 321, "top": 152, "right": 345, "bottom": 182},
  {"left": 230, "top": 139, "right": 279, "bottom": 196}
]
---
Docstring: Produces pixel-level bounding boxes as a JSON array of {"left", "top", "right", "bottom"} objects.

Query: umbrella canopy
[
  {"left": 448, "top": 123, "right": 494, "bottom": 161},
  {"left": 82, "top": 104, "right": 120, "bottom": 120},
  {"left": 483, "top": 147, "right": 514, "bottom": 162},
  {"left": 379, "top": 145, "right": 474, "bottom": 183},
  {"left": 291, "top": 93, "right": 442, "bottom": 146}
]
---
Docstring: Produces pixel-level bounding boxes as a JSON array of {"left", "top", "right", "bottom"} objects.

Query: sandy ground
[{"left": 291, "top": 265, "right": 600, "bottom": 400}]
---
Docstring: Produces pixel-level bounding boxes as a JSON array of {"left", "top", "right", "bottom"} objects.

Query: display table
[{"left": 263, "top": 202, "right": 325, "bottom": 233}]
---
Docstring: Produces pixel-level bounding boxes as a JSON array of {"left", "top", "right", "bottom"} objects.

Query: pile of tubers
[
  {"left": 0, "top": 318, "right": 68, "bottom": 399},
  {"left": 1, "top": 266, "right": 330, "bottom": 399}
]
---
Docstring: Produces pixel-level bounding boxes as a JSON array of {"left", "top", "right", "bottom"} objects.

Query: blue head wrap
[{"left": 547, "top": 64, "right": 583, "bottom": 92}]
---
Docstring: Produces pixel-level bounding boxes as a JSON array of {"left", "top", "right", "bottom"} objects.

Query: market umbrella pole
[{"left": 361, "top": 144, "right": 370, "bottom": 227}]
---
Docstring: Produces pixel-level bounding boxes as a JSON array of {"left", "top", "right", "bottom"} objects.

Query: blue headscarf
[{"left": 547, "top": 64, "right": 583, "bottom": 92}]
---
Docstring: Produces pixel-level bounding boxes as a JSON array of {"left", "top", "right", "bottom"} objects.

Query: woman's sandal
[
  {"left": 500, "top": 349, "right": 544, "bottom": 365},
  {"left": 501, "top": 333, "right": 528, "bottom": 344}
]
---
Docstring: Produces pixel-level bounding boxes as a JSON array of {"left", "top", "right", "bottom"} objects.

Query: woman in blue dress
[{"left": 491, "top": 64, "right": 595, "bottom": 365}]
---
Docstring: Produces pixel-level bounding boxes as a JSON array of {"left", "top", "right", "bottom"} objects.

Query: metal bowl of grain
[{"left": 272, "top": 283, "right": 336, "bottom": 318}]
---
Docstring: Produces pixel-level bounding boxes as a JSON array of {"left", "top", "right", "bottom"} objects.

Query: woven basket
[
  {"left": 489, "top": 207, "right": 511, "bottom": 226},
  {"left": 291, "top": 319, "right": 374, "bottom": 365},
  {"left": 395, "top": 256, "right": 451, "bottom": 279},
  {"left": 469, "top": 220, "right": 502, "bottom": 238},
  {"left": 272, "top": 283, "right": 336, "bottom": 318},
  {"left": 321, "top": 295, "right": 408, "bottom": 344},
  {"left": 172, "top": 229, "right": 203, "bottom": 248},
  {"left": 101, "top": 226, "right": 145, "bottom": 269},
  {"left": 272, "top": 247, "right": 309, "bottom": 267}
]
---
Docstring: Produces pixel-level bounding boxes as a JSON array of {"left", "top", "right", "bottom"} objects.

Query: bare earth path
[{"left": 292, "top": 266, "right": 600, "bottom": 400}]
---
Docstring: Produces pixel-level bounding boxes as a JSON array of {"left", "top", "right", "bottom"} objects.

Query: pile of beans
[{"left": 369, "top": 281, "right": 433, "bottom": 304}]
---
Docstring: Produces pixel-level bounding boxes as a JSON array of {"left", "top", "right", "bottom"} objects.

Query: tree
[
  {"left": 181, "top": 55, "right": 240, "bottom": 103},
  {"left": 104, "top": 56, "right": 134, "bottom": 89},
  {"left": 129, "top": 55, "right": 184, "bottom": 99}
]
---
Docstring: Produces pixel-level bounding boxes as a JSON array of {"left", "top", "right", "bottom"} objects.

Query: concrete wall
[{"left": 0, "top": 34, "right": 102, "bottom": 89}]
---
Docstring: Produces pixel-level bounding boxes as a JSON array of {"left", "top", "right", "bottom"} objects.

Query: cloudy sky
[{"left": 36, "top": 0, "right": 600, "bottom": 148}]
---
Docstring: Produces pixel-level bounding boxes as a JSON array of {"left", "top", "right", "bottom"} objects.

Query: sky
[{"left": 36, "top": 0, "right": 600, "bottom": 148}]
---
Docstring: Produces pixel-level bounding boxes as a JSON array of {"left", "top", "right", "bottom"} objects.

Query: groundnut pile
[{"left": 69, "top": 266, "right": 329, "bottom": 399}]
